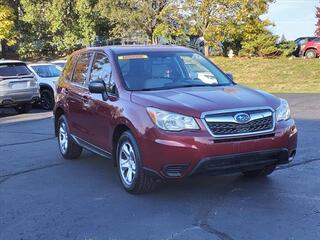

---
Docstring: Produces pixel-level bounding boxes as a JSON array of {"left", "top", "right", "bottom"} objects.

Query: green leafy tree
[
  {"left": 19, "top": 0, "right": 110, "bottom": 57},
  {"left": 184, "top": 0, "right": 274, "bottom": 56},
  {"left": 240, "top": 31, "right": 278, "bottom": 57},
  {"left": 18, "top": 0, "right": 52, "bottom": 57},
  {"left": 0, "top": 4, "right": 17, "bottom": 46},
  {"left": 153, "top": 3, "right": 189, "bottom": 44},
  {"left": 98, "top": 0, "right": 179, "bottom": 44},
  {"left": 276, "top": 40, "right": 296, "bottom": 57}
]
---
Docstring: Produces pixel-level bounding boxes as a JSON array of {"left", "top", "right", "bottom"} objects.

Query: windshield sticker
[{"left": 118, "top": 55, "right": 148, "bottom": 60}]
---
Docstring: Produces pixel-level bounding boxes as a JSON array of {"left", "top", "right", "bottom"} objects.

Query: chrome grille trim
[{"left": 201, "top": 107, "right": 276, "bottom": 138}]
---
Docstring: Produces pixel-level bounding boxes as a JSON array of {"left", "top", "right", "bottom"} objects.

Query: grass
[{"left": 210, "top": 57, "right": 320, "bottom": 93}]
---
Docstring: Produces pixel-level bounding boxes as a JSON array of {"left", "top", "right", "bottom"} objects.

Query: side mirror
[
  {"left": 89, "top": 80, "right": 108, "bottom": 101},
  {"left": 226, "top": 73, "right": 234, "bottom": 81}
]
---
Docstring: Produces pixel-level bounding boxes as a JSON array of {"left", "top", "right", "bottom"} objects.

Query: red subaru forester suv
[{"left": 54, "top": 46, "right": 297, "bottom": 194}]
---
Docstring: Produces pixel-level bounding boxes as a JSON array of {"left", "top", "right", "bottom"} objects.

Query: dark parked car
[
  {"left": 294, "top": 37, "right": 320, "bottom": 58},
  {"left": 54, "top": 46, "right": 298, "bottom": 194}
]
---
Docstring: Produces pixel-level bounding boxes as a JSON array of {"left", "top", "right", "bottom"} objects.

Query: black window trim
[
  {"left": 70, "top": 51, "right": 94, "bottom": 89},
  {"left": 89, "top": 51, "right": 118, "bottom": 97}
]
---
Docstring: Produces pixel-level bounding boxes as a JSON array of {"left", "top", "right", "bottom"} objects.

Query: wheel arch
[
  {"left": 112, "top": 123, "right": 131, "bottom": 167},
  {"left": 39, "top": 83, "right": 54, "bottom": 94},
  {"left": 304, "top": 47, "right": 318, "bottom": 56},
  {"left": 54, "top": 107, "right": 65, "bottom": 137}
]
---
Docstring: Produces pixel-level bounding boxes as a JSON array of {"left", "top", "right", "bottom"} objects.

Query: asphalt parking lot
[{"left": 0, "top": 94, "right": 320, "bottom": 240}]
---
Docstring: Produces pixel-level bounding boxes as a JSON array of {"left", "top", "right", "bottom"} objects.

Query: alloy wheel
[
  {"left": 59, "top": 122, "right": 68, "bottom": 154},
  {"left": 119, "top": 141, "right": 136, "bottom": 186},
  {"left": 306, "top": 51, "right": 316, "bottom": 59}
]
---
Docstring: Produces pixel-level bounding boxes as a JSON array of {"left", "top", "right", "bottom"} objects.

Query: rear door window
[
  {"left": 72, "top": 53, "right": 93, "bottom": 86},
  {"left": 0, "top": 63, "right": 31, "bottom": 76},
  {"left": 63, "top": 56, "right": 77, "bottom": 82}
]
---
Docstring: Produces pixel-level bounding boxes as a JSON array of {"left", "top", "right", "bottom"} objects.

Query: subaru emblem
[{"left": 234, "top": 113, "right": 251, "bottom": 124}]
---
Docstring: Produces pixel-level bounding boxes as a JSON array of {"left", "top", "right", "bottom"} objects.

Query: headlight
[
  {"left": 147, "top": 107, "right": 199, "bottom": 131},
  {"left": 276, "top": 99, "right": 290, "bottom": 121}
]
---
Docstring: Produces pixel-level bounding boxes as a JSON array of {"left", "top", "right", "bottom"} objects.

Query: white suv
[{"left": 28, "top": 63, "right": 61, "bottom": 110}]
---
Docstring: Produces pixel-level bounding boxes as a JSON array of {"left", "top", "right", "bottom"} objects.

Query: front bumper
[{"left": 139, "top": 119, "right": 297, "bottom": 179}]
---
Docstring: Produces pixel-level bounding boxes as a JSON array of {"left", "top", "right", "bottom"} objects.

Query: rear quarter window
[
  {"left": 0, "top": 63, "right": 31, "bottom": 76},
  {"left": 62, "top": 56, "right": 77, "bottom": 82}
]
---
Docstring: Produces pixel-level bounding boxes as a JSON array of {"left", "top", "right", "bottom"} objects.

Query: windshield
[
  {"left": 0, "top": 63, "right": 31, "bottom": 77},
  {"left": 31, "top": 64, "right": 61, "bottom": 78},
  {"left": 117, "top": 52, "right": 232, "bottom": 91}
]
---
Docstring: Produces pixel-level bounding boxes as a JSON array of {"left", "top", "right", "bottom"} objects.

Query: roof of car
[
  {"left": 51, "top": 60, "right": 67, "bottom": 63},
  {"left": 0, "top": 60, "right": 25, "bottom": 64},
  {"left": 28, "top": 63, "right": 56, "bottom": 67},
  {"left": 80, "top": 45, "right": 194, "bottom": 55}
]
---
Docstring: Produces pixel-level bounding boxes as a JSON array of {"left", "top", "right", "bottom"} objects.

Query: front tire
[
  {"left": 58, "top": 115, "right": 82, "bottom": 159},
  {"left": 242, "top": 165, "right": 276, "bottom": 178},
  {"left": 117, "top": 131, "right": 156, "bottom": 194},
  {"left": 15, "top": 104, "right": 32, "bottom": 114}
]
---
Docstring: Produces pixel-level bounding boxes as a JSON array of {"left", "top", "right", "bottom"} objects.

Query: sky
[{"left": 266, "top": 0, "right": 319, "bottom": 40}]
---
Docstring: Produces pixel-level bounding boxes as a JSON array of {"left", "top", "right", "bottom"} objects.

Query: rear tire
[
  {"left": 15, "top": 104, "right": 32, "bottom": 114},
  {"left": 242, "top": 165, "right": 276, "bottom": 178},
  {"left": 116, "top": 131, "right": 156, "bottom": 194},
  {"left": 40, "top": 89, "right": 55, "bottom": 110},
  {"left": 58, "top": 115, "right": 82, "bottom": 159},
  {"left": 305, "top": 49, "right": 317, "bottom": 59}
]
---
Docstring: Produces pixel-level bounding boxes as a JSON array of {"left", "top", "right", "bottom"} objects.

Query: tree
[
  {"left": 19, "top": 0, "right": 52, "bottom": 57},
  {"left": 316, "top": 5, "right": 320, "bottom": 37},
  {"left": 240, "top": 31, "right": 278, "bottom": 57},
  {"left": 0, "top": 4, "right": 17, "bottom": 46},
  {"left": 98, "top": 0, "right": 178, "bottom": 44},
  {"left": 184, "top": 0, "right": 274, "bottom": 56},
  {"left": 18, "top": 0, "right": 110, "bottom": 57}
]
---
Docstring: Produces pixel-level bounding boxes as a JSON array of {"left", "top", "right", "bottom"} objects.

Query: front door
[{"left": 84, "top": 52, "right": 119, "bottom": 153}]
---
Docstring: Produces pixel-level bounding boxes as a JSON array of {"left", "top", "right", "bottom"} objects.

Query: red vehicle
[
  {"left": 54, "top": 46, "right": 297, "bottom": 194},
  {"left": 295, "top": 37, "right": 320, "bottom": 58}
]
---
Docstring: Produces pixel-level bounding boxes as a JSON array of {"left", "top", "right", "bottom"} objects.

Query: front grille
[{"left": 204, "top": 109, "right": 274, "bottom": 137}]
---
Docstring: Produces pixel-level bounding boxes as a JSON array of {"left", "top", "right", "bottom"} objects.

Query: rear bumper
[
  {"left": 0, "top": 88, "right": 39, "bottom": 106},
  {"left": 140, "top": 119, "right": 298, "bottom": 179}
]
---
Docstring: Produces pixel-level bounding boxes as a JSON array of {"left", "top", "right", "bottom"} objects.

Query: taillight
[
  {"left": 30, "top": 78, "right": 38, "bottom": 87},
  {"left": 0, "top": 80, "right": 8, "bottom": 87}
]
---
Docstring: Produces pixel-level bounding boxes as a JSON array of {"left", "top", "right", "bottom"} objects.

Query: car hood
[{"left": 131, "top": 85, "right": 281, "bottom": 118}]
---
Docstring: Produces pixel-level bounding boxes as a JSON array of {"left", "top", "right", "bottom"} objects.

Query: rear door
[{"left": 67, "top": 52, "right": 94, "bottom": 140}]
